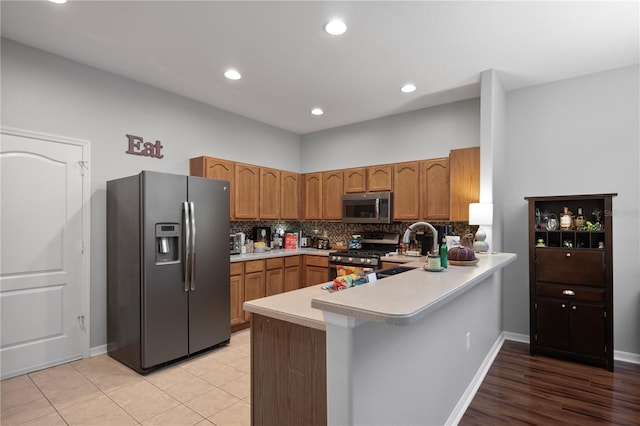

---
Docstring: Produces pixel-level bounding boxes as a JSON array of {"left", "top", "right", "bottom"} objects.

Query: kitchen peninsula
[{"left": 244, "top": 252, "right": 517, "bottom": 425}]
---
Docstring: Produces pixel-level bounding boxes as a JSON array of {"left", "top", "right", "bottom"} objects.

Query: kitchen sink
[{"left": 375, "top": 265, "right": 417, "bottom": 280}]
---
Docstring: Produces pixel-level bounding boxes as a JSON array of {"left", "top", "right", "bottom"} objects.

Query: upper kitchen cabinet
[
  {"left": 189, "top": 156, "right": 235, "bottom": 218},
  {"left": 449, "top": 147, "right": 480, "bottom": 222},
  {"left": 344, "top": 168, "right": 367, "bottom": 193},
  {"left": 393, "top": 161, "right": 420, "bottom": 221},
  {"left": 280, "top": 171, "right": 300, "bottom": 220},
  {"left": 367, "top": 165, "right": 393, "bottom": 192},
  {"left": 235, "top": 163, "right": 260, "bottom": 219},
  {"left": 260, "top": 167, "right": 280, "bottom": 219},
  {"left": 323, "top": 170, "right": 344, "bottom": 220},
  {"left": 303, "top": 173, "right": 323, "bottom": 220},
  {"left": 420, "top": 158, "right": 449, "bottom": 221}
]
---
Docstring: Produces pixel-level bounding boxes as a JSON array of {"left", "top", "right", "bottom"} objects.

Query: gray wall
[
  {"left": 300, "top": 98, "right": 480, "bottom": 172},
  {"left": 1, "top": 39, "right": 302, "bottom": 347},
  {"left": 502, "top": 65, "right": 640, "bottom": 355}
]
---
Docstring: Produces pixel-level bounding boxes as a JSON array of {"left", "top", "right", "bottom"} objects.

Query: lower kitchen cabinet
[
  {"left": 231, "top": 255, "right": 316, "bottom": 328},
  {"left": 265, "top": 258, "right": 284, "bottom": 296},
  {"left": 243, "top": 260, "right": 265, "bottom": 321},
  {"left": 284, "top": 256, "right": 301, "bottom": 292},
  {"left": 230, "top": 263, "right": 244, "bottom": 328},
  {"left": 304, "top": 255, "right": 328, "bottom": 287}
]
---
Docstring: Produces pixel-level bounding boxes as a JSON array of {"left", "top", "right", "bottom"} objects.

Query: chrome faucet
[{"left": 402, "top": 222, "right": 438, "bottom": 254}]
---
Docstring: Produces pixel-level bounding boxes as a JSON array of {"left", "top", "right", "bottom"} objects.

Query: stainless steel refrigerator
[{"left": 107, "top": 171, "right": 230, "bottom": 373}]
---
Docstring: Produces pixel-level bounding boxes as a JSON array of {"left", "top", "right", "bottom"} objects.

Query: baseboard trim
[
  {"left": 446, "top": 332, "right": 506, "bottom": 426},
  {"left": 503, "top": 332, "right": 640, "bottom": 365},
  {"left": 90, "top": 344, "right": 107, "bottom": 357},
  {"left": 503, "top": 331, "right": 529, "bottom": 344},
  {"left": 614, "top": 349, "right": 640, "bottom": 365}
]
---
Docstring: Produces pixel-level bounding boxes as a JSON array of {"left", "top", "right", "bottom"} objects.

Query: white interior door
[{"left": 1, "top": 128, "right": 90, "bottom": 379}]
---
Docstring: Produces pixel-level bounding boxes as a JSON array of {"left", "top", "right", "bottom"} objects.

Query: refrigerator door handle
[
  {"left": 189, "top": 201, "right": 196, "bottom": 291},
  {"left": 183, "top": 201, "right": 191, "bottom": 292}
]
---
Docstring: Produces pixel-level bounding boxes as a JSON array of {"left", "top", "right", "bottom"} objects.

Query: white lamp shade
[{"left": 468, "top": 203, "right": 493, "bottom": 226}]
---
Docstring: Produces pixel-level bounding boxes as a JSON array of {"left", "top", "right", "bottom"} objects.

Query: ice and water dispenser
[{"left": 155, "top": 223, "right": 180, "bottom": 264}]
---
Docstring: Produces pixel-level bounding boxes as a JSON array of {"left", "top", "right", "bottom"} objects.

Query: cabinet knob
[
  {"left": 572, "top": 305, "right": 577, "bottom": 310},
  {"left": 561, "top": 303, "right": 566, "bottom": 308},
  {"left": 566, "top": 252, "right": 571, "bottom": 257},
  {"left": 562, "top": 290, "right": 576, "bottom": 296}
]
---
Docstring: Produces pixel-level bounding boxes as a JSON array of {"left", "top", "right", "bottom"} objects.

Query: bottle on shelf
[
  {"left": 560, "top": 206, "right": 574, "bottom": 230},
  {"left": 575, "top": 207, "right": 586, "bottom": 230}
]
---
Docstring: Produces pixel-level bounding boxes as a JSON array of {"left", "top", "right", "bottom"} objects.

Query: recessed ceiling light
[
  {"left": 311, "top": 108, "right": 324, "bottom": 116},
  {"left": 401, "top": 84, "right": 417, "bottom": 93},
  {"left": 224, "top": 69, "right": 242, "bottom": 80},
  {"left": 49, "top": 0, "right": 67, "bottom": 3},
  {"left": 324, "top": 19, "right": 347, "bottom": 35}
]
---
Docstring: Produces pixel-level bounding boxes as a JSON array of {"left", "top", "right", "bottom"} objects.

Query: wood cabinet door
[
  {"left": 281, "top": 171, "right": 300, "bottom": 220},
  {"left": 284, "top": 266, "right": 301, "bottom": 292},
  {"left": 344, "top": 168, "right": 367, "bottom": 193},
  {"left": 235, "top": 163, "right": 260, "bottom": 219},
  {"left": 265, "top": 267, "right": 284, "bottom": 296},
  {"left": 230, "top": 273, "right": 244, "bottom": 327},
  {"left": 260, "top": 167, "right": 281, "bottom": 219},
  {"left": 322, "top": 170, "right": 344, "bottom": 220},
  {"left": 244, "top": 271, "right": 265, "bottom": 321},
  {"left": 368, "top": 165, "right": 393, "bottom": 191},
  {"left": 420, "top": 158, "right": 450, "bottom": 220},
  {"left": 303, "top": 173, "right": 323, "bottom": 220},
  {"left": 393, "top": 162, "right": 420, "bottom": 221},
  {"left": 535, "top": 249, "right": 605, "bottom": 286},
  {"left": 305, "top": 266, "right": 328, "bottom": 287},
  {"left": 569, "top": 302, "right": 606, "bottom": 357},
  {"left": 449, "top": 147, "right": 479, "bottom": 221},
  {"left": 535, "top": 298, "right": 569, "bottom": 351},
  {"left": 190, "top": 156, "right": 235, "bottom": 218}
]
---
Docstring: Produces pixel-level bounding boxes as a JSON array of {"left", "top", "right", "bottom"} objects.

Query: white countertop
[
  {"left": 230, "top": 247, "right": 331, "bottom": 262},
  {"left": 243, "top": 252, "right": 517, "bottom": 330}
]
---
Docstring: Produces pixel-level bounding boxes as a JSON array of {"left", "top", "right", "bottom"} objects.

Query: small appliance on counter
[
  {"left": 317, "top": 238, "right": 330, "bottom": 250},
  {"left": 229, "top": 234, "right": 240, "bottom": 255},
  {"left": 252, "top": 226, "right": 271, "bottom": 247}
]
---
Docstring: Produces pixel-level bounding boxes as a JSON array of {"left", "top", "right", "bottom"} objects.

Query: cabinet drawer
[
  {"left": 230, "top": 262, "right": 243, "bottom": 276},
  {"left": 305, "top": 255, "right": 328, "bottom": 268},
  {"left": 245, "top": 260, "right": 265, "bottom": 273},
  {"left": 536, "top": 283, "right": 605, "bottom": 303},
  {"left": 266, "top": 257, "right": 284, "bottom": 270},
  {"left": 536, "top": 249, "right": 605, "bottom": 286},
  {"left": 284, "top": 256, "right": 300, "bottom": 267}
]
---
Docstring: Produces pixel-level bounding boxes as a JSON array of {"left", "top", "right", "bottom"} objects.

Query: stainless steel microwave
[{"left": 342, "top": 192, "right": 393, "bottom": 224}]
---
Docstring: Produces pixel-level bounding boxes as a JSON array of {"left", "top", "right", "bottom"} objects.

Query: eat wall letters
[{"left": 126, "top": 134, "right": 164, "bottom": 159}]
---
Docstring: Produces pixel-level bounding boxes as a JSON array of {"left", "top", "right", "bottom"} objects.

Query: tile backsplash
[{"left": 231, "top": 220, "right": 476, "bottom": 248}]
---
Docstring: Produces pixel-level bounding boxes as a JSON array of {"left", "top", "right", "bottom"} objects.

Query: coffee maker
[{"left": 252, "top": 226, "right": 272, "bottom": 247}]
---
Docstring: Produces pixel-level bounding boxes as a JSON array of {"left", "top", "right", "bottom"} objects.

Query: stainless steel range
[{"left": 328, "top": 232, "right": 400, "bottom": 280}]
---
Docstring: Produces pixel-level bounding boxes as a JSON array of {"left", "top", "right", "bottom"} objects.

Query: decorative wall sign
[{"left": 126, "top": 134, "right": 164, "bottom": 159}]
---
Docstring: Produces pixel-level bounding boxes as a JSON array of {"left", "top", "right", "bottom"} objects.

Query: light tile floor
[{"left": 0, "top": 329, "right": 251, "bottom": 426}]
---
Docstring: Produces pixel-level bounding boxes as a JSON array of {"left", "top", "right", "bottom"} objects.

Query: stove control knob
[
  {"left": 336, "top": 256, "right": 342, "bottom": 262},
  {"left": 330, "top": 256, "right": 336, "bottom": 261},
  {"left": 360, "top": 258, "right": 366, "bottom": 263},
  {"left": 348, "top": 257, "right": 353, "bottom": 263},
  {"left": 366, "top": 259, "right": 372, "bottom": 265}
]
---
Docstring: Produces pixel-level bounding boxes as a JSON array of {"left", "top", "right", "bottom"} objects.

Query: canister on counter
[{"left": 426, "top": 254, "right": 441, "bottom": 270}]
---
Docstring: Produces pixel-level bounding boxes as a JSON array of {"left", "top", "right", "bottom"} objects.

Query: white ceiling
[{"left": 1, "top": 1, "right": 638, "bottom": 135}]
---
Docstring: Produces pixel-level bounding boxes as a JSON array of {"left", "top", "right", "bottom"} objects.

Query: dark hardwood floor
[{"left": 460, "top": 340, "right": 640, "bottom": 426}]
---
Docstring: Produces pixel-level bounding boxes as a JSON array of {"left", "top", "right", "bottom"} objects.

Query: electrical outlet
[{"left": 466, "top": 332, "right": 471, "bottom": 351}]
